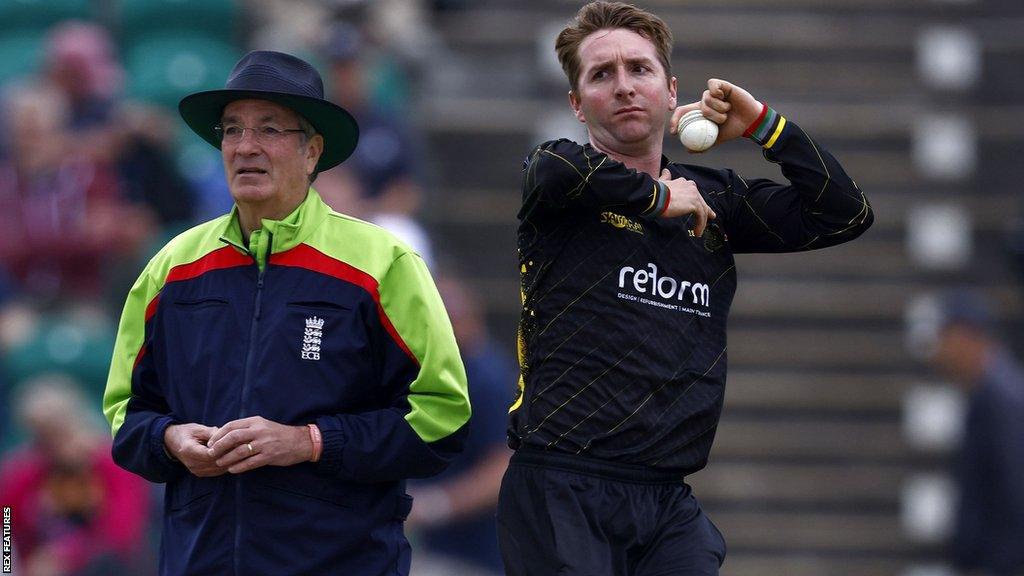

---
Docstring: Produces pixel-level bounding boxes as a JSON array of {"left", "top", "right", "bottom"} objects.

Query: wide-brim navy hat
[{"left": 179, "top": 50, "right": 359, "bottom": 173}]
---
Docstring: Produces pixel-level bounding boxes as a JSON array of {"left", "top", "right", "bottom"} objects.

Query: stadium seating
[
  {"left": 0, "top": 0, "right": 93, "bottom": 34},
  {"left": 0, "top": 0, "right": 96, "bottom": 86},
  {"left": 115, "top": 0, "right": 238, "bottom": 50},
  {"left": 3, "top": 312, "right": 116, "bottom": 407},
  {"left": 0, "top": 31, "right": 46, "bottom": 86},
  {"left": 124, "top": 34, "right": 240, "bottom": 109}
]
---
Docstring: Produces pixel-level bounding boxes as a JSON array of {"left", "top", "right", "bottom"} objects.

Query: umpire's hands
[
  {"left": 164, "top": 423, "right": 226, "bottom": 477},
  {"left": 669, "top": 78, "right": 764, "bottom": 147},
  {"left": 206, "top": 416, "right": 314, "bottom": 474}
]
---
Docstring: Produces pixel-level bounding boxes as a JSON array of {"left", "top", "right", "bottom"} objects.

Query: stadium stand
[
  {"left": 0, "top": 0, "right": 96, "bottom": 85},
  {"left": 0, "top": 0, "right": 93, "bottom": 33},
  {"left": 115, "top": 0, "right": 239, "bottom": 49},
  {"left": 123, "top": 33, "right": 241, "bottom": 109},
  {"left": 0, "top": 31, "right": 46, "bottom": 86}
]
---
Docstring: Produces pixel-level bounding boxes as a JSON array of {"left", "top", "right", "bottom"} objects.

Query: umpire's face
[
  {"left": 221, "top": 99, "right": 323, "bottom": 214},
  {"left": 569, "top": 27, "right": 677, "bottom": 155}
]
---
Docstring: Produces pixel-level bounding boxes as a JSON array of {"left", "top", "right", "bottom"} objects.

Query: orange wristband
[{"left": 307, "top": 423, "right": 322, "bottom": 463}]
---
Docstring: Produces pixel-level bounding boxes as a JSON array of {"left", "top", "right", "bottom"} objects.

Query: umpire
[{"left": 103, "top": 51, "right": 470, "bottom": 575}]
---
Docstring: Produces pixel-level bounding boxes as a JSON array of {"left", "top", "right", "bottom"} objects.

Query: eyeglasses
[{"left": 214, "top": 124, "right": 307, "bottom": 145}]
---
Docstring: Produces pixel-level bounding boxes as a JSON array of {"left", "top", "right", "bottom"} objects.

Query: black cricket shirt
[{"left": 509, "top": 115, "right": 873, "bottom": 474}]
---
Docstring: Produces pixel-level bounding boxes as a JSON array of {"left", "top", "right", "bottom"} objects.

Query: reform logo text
[{"left": 618, "top": 263, "right": 710, "bottom": 307}]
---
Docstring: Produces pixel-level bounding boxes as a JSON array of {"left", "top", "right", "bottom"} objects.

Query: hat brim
[{"left": 179, "top": 89, "right": 359, "bottom": 173}]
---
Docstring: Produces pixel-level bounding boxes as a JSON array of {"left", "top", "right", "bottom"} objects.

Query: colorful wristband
[
  {"left": 658, "top": 180, "right": 672, "bottom": 217},
  {"left": 307, "top": 423, "right": 322, "bottom": 463},
  {"left": 743, "top": 103, "right": 769, "bottom": 138},
  {"left": 744, "top": 103, "right": 786, "bottom": 148}
]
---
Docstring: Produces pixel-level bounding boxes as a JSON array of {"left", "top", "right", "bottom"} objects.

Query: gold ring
[{"left": 247, "top": 443, "right": 254, "bottom": 454}]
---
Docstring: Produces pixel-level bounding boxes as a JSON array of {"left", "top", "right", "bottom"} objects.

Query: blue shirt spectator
[
  {"left": 931, "top": 290, "right": 1024, "bottom": 576},
  {"left": 408, "top": 275, "right": 516, "bottom": 574}
]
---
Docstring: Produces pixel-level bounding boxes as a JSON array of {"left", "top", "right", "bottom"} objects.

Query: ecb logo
[{"left": 302, "top": 316, "right": 324, "bottom": 361}]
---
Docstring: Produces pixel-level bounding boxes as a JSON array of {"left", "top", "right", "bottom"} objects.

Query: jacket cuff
[
  {"left": 314, "top": 415, "right": 346, "bottom": 476},
  {"left": 151, "top": 415, "right": 181, "bottom": 468},
  {"left": 761, "top": 119, "right": 797, "bottom": 162}
]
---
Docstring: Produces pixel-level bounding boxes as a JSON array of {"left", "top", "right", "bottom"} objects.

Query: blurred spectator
[
  {"left": 407, "top": 274, "right": 515, "bottom": 575},
  {"left": 0, "top": 83, "right": 152, "bottom": 304},
  {"left": 42, "top": 21, "right": 195, "bottom": 230},
  {"left": 322, "top": 22, "right": 434, "bottom": 266},
  {"left": 0, "top": 21, "right": 206, "bottom": 307},
  {"left": 0, "top": 375, "right": 153, "bottom": 576},
  {"left": 43, "top": 21, "right": 123, "bottom": 131},
  {"left": 312, "top": 162, "right": 369, "bottom": 219},
  {"left": 930, "top": 291, "right": 1024, "bottom": 576}
]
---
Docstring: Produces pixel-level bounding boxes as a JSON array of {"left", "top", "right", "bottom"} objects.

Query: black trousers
[{"left": 497, "top": 449, "right": 726, "bottom": 576}]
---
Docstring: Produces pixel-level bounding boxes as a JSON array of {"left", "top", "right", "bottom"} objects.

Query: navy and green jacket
[{"left": 103, "top": 189, "right": 470, "bottom": 576}]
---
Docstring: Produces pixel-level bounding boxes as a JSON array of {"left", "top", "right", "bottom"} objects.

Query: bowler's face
[
  {"left": 570, "top": 28, "right": 677, "bottom": 155},
  {"left": 221, "top": 99, "right": 321, "bottom": 212}
]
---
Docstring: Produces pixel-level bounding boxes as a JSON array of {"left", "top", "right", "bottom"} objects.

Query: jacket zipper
[{"left": 234, "top": 229, "right": 271, "bottom": 576}]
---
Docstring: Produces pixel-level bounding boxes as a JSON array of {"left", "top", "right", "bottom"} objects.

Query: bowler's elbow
[
  {"left": 837, "top": 187, "right": 874, "bottom": 242},
  {"left": 862, "top": 196, "right": 875, "bottom": 229},
  {"left": 853, "top": 199, "right": 874, "bottom": 237}
]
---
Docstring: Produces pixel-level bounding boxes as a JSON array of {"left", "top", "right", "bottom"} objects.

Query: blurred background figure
[
  {"left": 0, "top": 20, "right": 193, "bottom": 310},
  {"left": 45, "top": 21, "right": 195, "bottom": 230},
  {"left": 0, "top": 81, "right": 151, "bottom": 305},
  {"left": 407, "top": 273, "right": 515, "bottom": 576},
  {"left": 0, "top": 375, "right": 153, "bottom": 576},
  {"left": 929, "top": 291, "right": 1024, "bottom": 576},
  {"left": 319, "top": 20, "right": 434, "bottom": 267}
]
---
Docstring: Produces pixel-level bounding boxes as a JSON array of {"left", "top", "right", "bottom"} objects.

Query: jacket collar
[{"left": 218, "top": 187, "right": 331, "bottom": 256}]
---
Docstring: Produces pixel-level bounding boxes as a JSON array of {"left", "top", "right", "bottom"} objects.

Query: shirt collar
[{"left": 218, "top": 187, "right": 331, "bottom": 254}]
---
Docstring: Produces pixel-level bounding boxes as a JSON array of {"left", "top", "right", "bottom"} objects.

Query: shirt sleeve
[
  {"left": 103, "top": 261, "right": 187, "bottom": 484},
  {"left": 314, "top": 252, "right": 471, "bottom": 482},
  {"left": 519, "top": 139, "right": 670, "bottom": 222},
  {"left": 714, "top": 114, "right": 874, "bottom": 253}
]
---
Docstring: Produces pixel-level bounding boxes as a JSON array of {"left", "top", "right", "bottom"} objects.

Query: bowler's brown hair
[{"left": 555, "top": 1, "right": 673, "bottom": 92}]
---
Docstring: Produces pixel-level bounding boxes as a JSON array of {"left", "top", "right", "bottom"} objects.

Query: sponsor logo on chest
[
  {"left": 600, "top": 212, "right": 644, "bottom": 234},
  {"left": 617, "top": 263, "right": 711, "bottom": 317}
]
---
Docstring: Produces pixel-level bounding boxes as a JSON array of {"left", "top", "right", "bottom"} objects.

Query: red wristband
[
  {"left": 307, "top": 423, "right": 322, "bottom": 463},
  {"left": 743, "top": 103, "right": 769, "bottom": 138}
]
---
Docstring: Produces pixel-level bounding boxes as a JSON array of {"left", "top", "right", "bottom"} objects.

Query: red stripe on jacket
[
  {"left": 166, "top": 246, "right": 252, "bottom": 283},
  {"left": 270, "top": 244, "right": 419, "bottom": 365},
  {"left": 133, "top": 246, "right": 252, "bottom": 371}
]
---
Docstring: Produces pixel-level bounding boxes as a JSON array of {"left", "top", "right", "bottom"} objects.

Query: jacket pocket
[
  {"left": 249, "top": 466, "right": 354, "bottom": 509},
  {"left": 287, "top": 300, "right": 351, "bottom": 312},
  {"left": 173, "top": 297, "right": 229, "bottom": 310},
  {"left": 168, "top": 476, "right": 217, "bottom": 511}
]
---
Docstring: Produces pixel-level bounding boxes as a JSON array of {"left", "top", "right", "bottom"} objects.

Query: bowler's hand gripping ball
[{"left": 677, "top": 110, "right": 719, "bottom": 152}]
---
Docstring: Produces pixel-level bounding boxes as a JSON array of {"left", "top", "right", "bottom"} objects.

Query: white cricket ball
[{"left": 677, "top": 110, "right": 719, "bottom": 152}]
